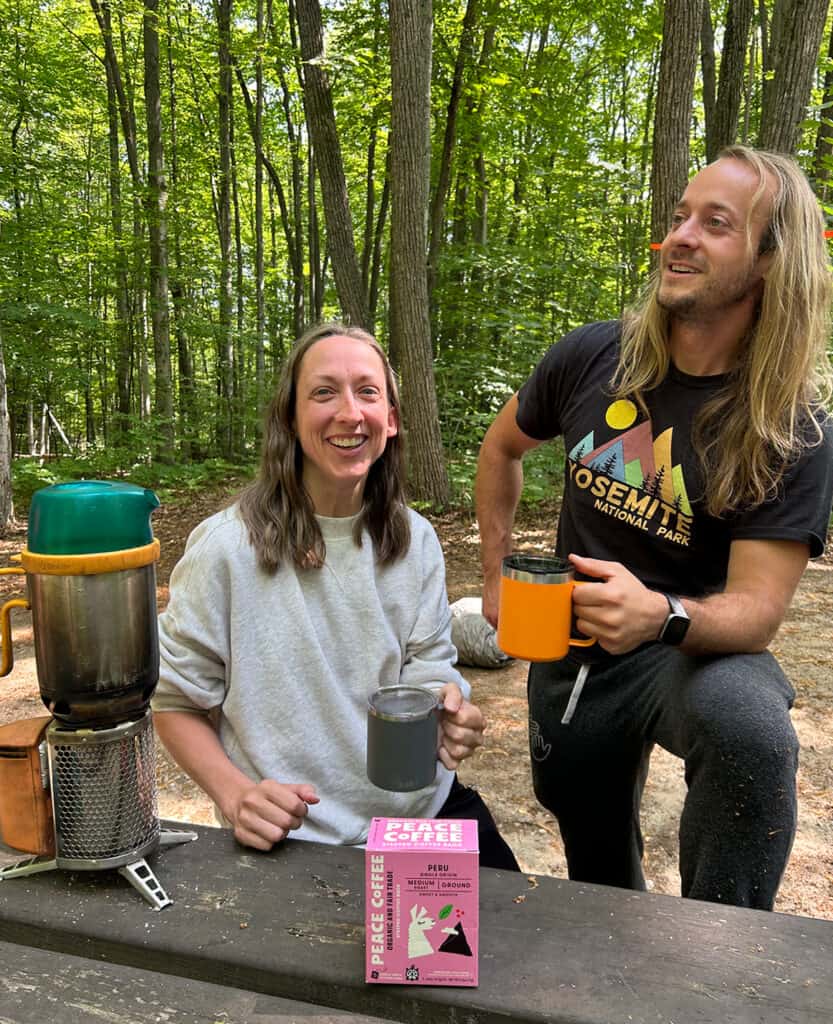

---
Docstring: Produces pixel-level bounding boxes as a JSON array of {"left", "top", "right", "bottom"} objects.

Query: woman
[{"left": 153, "top": 322, "right": 518, "bottom": 870}]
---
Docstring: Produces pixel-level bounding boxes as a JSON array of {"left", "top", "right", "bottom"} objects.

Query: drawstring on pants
[{"left": 561, "top": 662, "right": 590, "bottom": 725}]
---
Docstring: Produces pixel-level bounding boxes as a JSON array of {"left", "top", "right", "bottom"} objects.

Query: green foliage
[
  {"left": 11, "top": 454, "right": 254, "bottom": 514},
  {"left": 10, "top": 461, "right": 65, "bottom": 512},
  {"left": 444, "top": 427, "right": 565, "bottom": 509},
  {"left": 519, "top": 442, "right": 567, "bottom": 507},
  {"left": 2, "top": 0, "right": 830, "bottom": 513}
]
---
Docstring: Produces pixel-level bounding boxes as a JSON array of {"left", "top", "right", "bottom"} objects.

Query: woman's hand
[
  {"left": 226, "top": 779, "right": 320, "bottom": 851},
  {"left": 437, "top": 683, "right": 485, "bottom": 770},
  {"left": 153, "top": 710, "right": 320, "bottom": 852}
]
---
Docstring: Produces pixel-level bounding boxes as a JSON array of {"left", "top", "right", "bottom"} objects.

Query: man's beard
[{"left": 657, "top": 264, "right": 762, "bottom": 320}]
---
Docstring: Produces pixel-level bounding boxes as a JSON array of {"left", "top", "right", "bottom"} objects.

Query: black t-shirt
[{"left": 516, "top": 320, "right": 833, "bottom": 597}]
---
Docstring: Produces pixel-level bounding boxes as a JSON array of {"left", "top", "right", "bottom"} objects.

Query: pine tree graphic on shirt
[{"left": 568, "top": 399, "right": 692, "bottom": 516}]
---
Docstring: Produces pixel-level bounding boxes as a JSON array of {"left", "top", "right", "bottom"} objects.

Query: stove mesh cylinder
[{"left": 48, "top": 713, "right": 160, "bottom": 869}]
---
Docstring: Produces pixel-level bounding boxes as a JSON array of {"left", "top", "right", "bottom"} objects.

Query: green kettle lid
[{"left": 27, "top": 480, "right": 160, "bottom": 555}]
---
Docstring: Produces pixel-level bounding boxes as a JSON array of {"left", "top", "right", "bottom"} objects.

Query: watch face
[{"left": 662, "top": 613, "right": 690, "bottom": 646}]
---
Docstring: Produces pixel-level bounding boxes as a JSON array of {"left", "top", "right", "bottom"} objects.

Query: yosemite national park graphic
[{"left": 568, "top": 400, "right": 692, "bottom": 547}]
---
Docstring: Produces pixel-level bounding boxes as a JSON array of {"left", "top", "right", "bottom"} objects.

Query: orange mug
[{"left": 497, "top": 554, "right": 596, "bottom": 662}]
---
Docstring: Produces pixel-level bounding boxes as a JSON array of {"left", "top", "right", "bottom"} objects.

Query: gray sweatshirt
[{"left": 153, "top": 504, "right": 469, "bottom": 846}]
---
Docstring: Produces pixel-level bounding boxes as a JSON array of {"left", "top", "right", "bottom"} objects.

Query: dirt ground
[{"left": 1, "top": 486, "right": 831, "bottom": 921}]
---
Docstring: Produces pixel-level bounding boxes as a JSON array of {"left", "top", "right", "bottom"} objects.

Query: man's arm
[
  {"left": 475, "top": 394, "right": 543, "bottom": 625},
  {"left": 569, "top": 538, "right": 809, "bottom": 656}
]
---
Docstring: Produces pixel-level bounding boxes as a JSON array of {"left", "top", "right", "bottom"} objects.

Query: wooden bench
[
  {"left": 1, "top": 822, "right": 832, "bottom": 1023},
  {"left": 0, "top": 939, "right": 394, "bottom": 1023}
]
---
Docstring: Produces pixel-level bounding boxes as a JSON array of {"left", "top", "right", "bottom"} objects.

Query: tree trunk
[
  {"left": 711, "top": 0, "right": 754, "bottom": 158},
  {"left": 27, "top": 401, "right": 34, "bottom": 456},
  {"left": 166, "top": 1, "right": 195, "bottom": 460},
  {"left": 216, "top": 0, "right": 235, "bottom": 458},
  {"left": 103, "top": 4, "right": 132, "bottom": 438},
  {"left": 278, "top": 0, "right": 306, "bottom": 338},
  {"left": 454, "top": 21, "right": 495, "bottom": 251},
  {"left": 233, "top": 61, "right": 296, "bottom": 275},
  {"left": 266, "top": 182, "right": 279, "bottom": 357},
  {"left": 143, "top": 0, "right": 175, "bottom": 460},
  {"left": 426, "top": 0, "right": 481, "bottom": 299},
  {"left": 252, "top": 0, "right": 266, "bottom": 429},
  {"left": 231, "top": 110, "right": 246, "bottom": 454},
  {"left": 39, "top": 403, "right": 49, "bottom": 460},
  {"left": 760, "top": 0, "right": 830, "bottom": 153},
  {"left": 439, "top": 15, "right": 495, "bottom": 349},
  {"left": 138, "top": 302, "right": 151, "bottom": 420},
  {"left": 758, "top": 0, "right": 770, "bottom": 74},
  {"left": 308, "top": 147, "right": 323, "bottom": 320},
  {"left": 508, "top": 24, "right": 549, "bottom": 248},
  {"left": 0, "top": 328, "right": 13, "bottom": 535},
  {"left": 389, "top": 0, "right": 449, "bottom": 506},
  {"left": 93, "top": 0, "right": 142, "bottom": 434},
  {"left": 649, "top": 0, "right": 703, "bottom": 256},
  {"left": 361, "top": 0, "right": 385, "bottom": 312},
  {"left": 295, "top": 0, "right": 369, "bottom": 328},
  {"left": 90, "top": 0, "right": 141, "bottom": 189},
  {"left": 813, "top": 23, "right": 833, "bottom": 198},
  {"left": 369, "top": 149, "right": 391, "bottom": 326},
  {"left": 362, "top": 122, "right": 380, "bottom": 302},
  {"left": 701, "top": 2, "right": 717, "bottom": 160}
]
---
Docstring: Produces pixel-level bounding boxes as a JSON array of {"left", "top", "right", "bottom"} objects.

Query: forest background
[{"left": 2, "top": 0, "right": 833, "bottom": 512}]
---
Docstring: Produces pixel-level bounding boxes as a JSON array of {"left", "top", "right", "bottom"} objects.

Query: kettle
[{"left": 1, "top": 481, "right": 161, "bottom": 726}]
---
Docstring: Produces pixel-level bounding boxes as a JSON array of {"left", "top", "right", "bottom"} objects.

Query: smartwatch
[{"left": 657, "top": 593, "right": 690, "bottom": 646}]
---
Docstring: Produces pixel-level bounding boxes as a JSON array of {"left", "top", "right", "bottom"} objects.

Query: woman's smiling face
[{"left": 293, "top": 334, "right": 398, "bottom": 516}]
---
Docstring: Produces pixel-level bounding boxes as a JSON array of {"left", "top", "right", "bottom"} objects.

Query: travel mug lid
[
  {"left": 27, "top": 480, "right": 160, "bottom": 555},
  {"left": 368, "top": 686, "right": 439, "bottom": 722},
  {"left": 501, "top": 553, "right": 572, "bottom": 585}
]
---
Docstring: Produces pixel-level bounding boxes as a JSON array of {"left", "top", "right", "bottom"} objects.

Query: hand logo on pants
[{"left": 530, "top": 719, "right": 552, "bottom": 762}]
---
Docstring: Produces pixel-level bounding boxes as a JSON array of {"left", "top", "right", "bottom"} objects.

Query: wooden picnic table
[{"left": 1, "top": 821, "right": 832, "bottom": 1023}]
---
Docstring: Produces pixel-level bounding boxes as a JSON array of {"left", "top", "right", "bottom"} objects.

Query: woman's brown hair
[{"left": 237, "top": 322, "right": 410, "bottom": 571}]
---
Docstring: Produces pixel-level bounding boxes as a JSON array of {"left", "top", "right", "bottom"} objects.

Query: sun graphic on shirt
[{"left": 605, "top": 399, "right": 638, "bottom": 431}]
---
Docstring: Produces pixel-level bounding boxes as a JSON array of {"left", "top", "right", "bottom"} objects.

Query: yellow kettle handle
[{"left": 1, "top": 595, "right": 30, "bottom": 677}]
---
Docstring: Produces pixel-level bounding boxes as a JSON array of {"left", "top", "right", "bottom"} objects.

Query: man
[{"left": 475, "top": 147, "right": 833, "bottom": 909}]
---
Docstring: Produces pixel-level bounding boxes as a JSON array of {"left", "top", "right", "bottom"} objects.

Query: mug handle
[
  {"left": 1, "top": 597, "right": 30, "bottom": 677},
  {"left": 568, "top": 580, "right": 597, "bottom": 649}
]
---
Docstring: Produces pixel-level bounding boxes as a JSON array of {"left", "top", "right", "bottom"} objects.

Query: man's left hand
[
  {"left": 437, "top": 683, "right": 484, "bottom": 770},
  {"left": 569, "top": 554, "right": 668, "bottom": 655}
]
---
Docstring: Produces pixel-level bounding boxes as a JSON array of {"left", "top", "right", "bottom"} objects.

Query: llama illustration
[{"left": 407, "top": 904, "right": 436, "bottom": 958}]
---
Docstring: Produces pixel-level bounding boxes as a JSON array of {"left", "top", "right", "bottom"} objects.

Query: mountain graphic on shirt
[{"left": 568, "top": 413, "right": 692, "bottom": 516}]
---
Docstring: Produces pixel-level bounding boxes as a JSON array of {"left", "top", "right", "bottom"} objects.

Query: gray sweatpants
[{"left": 527, "top": 644, "right": 799, "bottom": 910}]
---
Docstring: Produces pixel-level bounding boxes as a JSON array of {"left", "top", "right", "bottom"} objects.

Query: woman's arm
[{"left": 154, "top": 710, "right": 319, "bottom": 850}]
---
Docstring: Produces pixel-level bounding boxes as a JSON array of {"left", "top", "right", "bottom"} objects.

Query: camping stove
[
  {"left": 0, "top": 482, "right": 197, "bottom": 909},
  {"left": 0, "top": 712, "right": 196, "bottom": 910}
]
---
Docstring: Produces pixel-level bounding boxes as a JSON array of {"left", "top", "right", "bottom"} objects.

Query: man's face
[{"left": 657, "top": 158, "right": 774, "bottom": 322}]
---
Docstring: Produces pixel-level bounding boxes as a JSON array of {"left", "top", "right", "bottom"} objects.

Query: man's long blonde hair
[{"left": 614, "top": 146, "right": 833, "bottom": 517}]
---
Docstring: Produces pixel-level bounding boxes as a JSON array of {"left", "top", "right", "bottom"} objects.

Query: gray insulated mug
[{"left": 366, "top": 686, "right": 441, "bottom": 792}]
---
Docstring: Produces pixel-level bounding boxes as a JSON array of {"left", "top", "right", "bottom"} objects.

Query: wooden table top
[{"left": 1, "top": 822, "right": 832, "bottom": 1023}]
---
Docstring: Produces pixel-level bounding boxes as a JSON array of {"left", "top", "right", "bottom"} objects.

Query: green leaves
[{"left": 2, "top": 0, "right": 828, "bottom": 487}]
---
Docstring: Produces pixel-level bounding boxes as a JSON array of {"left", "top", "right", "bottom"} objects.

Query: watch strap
[{"left": 657, "top": 592, "right": 690, "bottom": 645}]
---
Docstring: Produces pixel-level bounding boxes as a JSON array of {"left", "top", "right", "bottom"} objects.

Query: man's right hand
[{"left": 227, "top": 779, "right": 319, "bottom": 851}]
